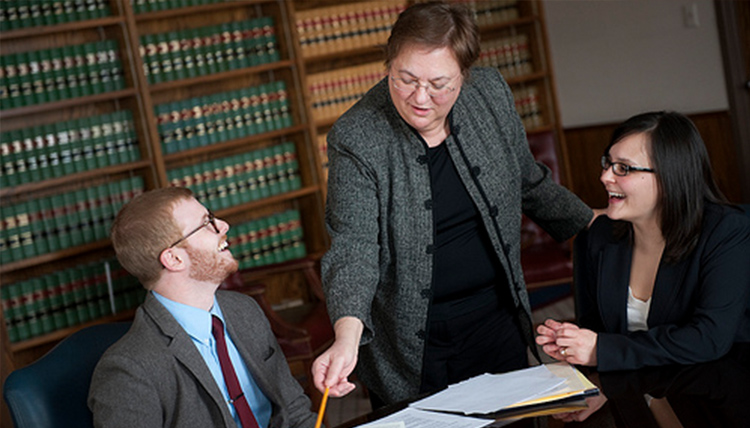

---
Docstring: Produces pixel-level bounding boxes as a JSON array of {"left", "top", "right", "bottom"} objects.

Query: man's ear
[{"left": 160, "top": 247, "right": 186, "bottom": 272}]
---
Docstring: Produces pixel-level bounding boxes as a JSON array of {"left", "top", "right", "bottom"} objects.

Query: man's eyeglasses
[
  {"left": 168, "top": 211, "right": 219, "bottom": 248},
  {"left": 390, "top": 74, "right": 459, "bottom": 99},
  {"left": 601, "top": 156, "right": 656, "bottom": 177}
]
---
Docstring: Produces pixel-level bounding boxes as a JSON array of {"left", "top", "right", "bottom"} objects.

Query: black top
[{"left": 427, "top": 140, "right": 508, "bottom": 320}]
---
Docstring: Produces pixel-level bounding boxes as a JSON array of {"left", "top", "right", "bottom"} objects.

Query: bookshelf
[
  {"left": 290, "top": 0, "right": 571, "bottom": 188},
  {"left": 0, "top": 0, "right": 328, "bottom": 398}
]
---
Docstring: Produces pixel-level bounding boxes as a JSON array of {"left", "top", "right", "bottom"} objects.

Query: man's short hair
[{"left": 111, "top": 187, "right": 193, "bottom": 289}]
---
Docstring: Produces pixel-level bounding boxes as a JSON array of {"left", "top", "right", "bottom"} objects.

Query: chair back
[{"left": 3, "top": 322, "right": 131, "bottom": 428}]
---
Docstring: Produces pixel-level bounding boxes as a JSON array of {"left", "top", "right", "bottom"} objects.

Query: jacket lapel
[
  {"left": 647, "top": 259, "right": 689, "bottom": 326},
  {"left": 142, "top": 294, "right": 234, "bottom": 426},
  {"left": 598, "top": 240, "right": 632, "bottom": 334}
]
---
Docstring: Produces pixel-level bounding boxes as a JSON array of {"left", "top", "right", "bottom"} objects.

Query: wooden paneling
[{"left": 564, "top": 110, "right": 743, "bottom": 208}]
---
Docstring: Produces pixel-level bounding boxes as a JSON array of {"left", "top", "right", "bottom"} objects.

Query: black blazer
[{"left": 574, "top": 202, "right": 750, "bottom": 371}]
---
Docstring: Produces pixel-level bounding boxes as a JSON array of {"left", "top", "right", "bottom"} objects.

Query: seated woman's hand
[
  {"left": 553, "top": 323, "right": 598, "bottom": 366},
  {"left": 536, "top": 319, "right": 568, "bottom": 361}
]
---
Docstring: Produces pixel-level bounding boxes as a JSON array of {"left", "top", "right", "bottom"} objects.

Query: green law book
[
  {"left": 95, "top": 184, "right": 113, "bottom": 238},
  {"left": 31, "top": 277, "right": 54, "bottom": 334},
  {"left": 37, "top": 49, "right": 57, "bottom": 102},
  {"left": 61, "top": 45, "right": 81, "bottom": 99},
  {"left": 73, "top": 44, "right": 92, "bottom": 97},
  {"left": 78, "top": 116, "right": 97, "bottom": 170},
  {"left": 7, "top": 282, "right": 30, "bottom": 342},
  {"left": 10, "top": 130, "right": 29, "bottom": 185},
  {"left": 20, "top": 130, "right": 40, "bottom": 182},
  {"left": 51, "top": 194, "right": 70, "bottom": 250},
  {"left": 58, "top": 270, "right": 81, "bottom": 327},
  {"left": 49, "top": 49, "right": 68, "bottom": 101},
  {"left": 68, "top": 121, "right": 86, "bottom": 172},
  {"left": 1, "top": 132, "right": 17, "bottom": 187},
  {"left": 20, "top": 280, "right": 42, "bottom": 338},
  {"left": 262, "top": 17, "right": 280, "bottom": 63},
  {"left": 229, "top": 21, "right": 248, "bottom": 69},
  {"left": 282, "top": 141, "right": 301, "bottom": 190},
  {"left": 69, "top": 267, "right": 90, "bottom": 323},
  {"left": 167, "top": 31, "right": 185, "bottom": 81},
  {"left": 271, "top": 143, "right": 290, "bottom": 193},
  {"left": 37, "top": 196, "right": 60, "bottom": 253},
  {"left": 260, "top": 147, "right": 280, "bottom": 196},
  {"left": 246, "top": 219, "right": 262, "bottom": 268},
  {"left": 179, "top": 30, "right": 197, "bottom": 79},
  {"left": 15, "top": 202, "right": 36, "bottom": 259},
  {"left": 156, "top": 32, "right": 175, "bottom": 82},
  {"left": 51, "top": 1, "right": 70, "bottom": 25},
  {"left": 199, "top": 26, "right": 218, "bottom": 75},
  {"left": 44, "top": 273, "right": 67, "bottom": 331},
  {"left": 106, "top": 40, "right": 124, "bottom": 91},
  {"left": 99, "top": 113, "right": 118, "bottom": 165},
  {"left": 55, "top": 121, "right": 74, "bottom": 175},
  {"left": 84, "top": 43, "right": 103, "bottom": 94},
  {"left": 74, "top": 188, "right": 94, "bottom": 243},
  {"left": 92, "top": 262, "right": 112, "bottom": 316},
  {"left": 16, "top": 52, "right": 35, "bottom": 107},
  {"left": 142, "top": 34, "right": 161, "bottom": 84},
  {"left": 30, "top": 127, "right": 50, "bottom": 181},
  {"left": 3, "top": 205, "right": 21, "bottom": 263},
  {"left": 90, "top": 117, "right": 109, "bottom": 168},
  {"left": 63, "top": 191, "right": 84, "bottom": 247},
  {"left": 29, "top": 2, "right": 44, "bottom": 27},
  {"left": 26, "top": 50, "right": 48, "bottom": 105},
  {"left": 278, "top": 211, "right": 295, "bottom": 261},
  {"left": 26, "top": 199, "right": 49, "bottom": 255},
  {"left": 1, "top": 286, "right": 19, "bottom": 343},
  {"left": 42, "top": 123, "right": 61, "bottom": 179}
]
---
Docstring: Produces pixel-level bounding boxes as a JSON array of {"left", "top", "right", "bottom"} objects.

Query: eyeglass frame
[
  {"left": 167, "top": 210, "right": 220, "bottom": 249},
  {"left": 390, "top": 73, "right": 459, "bottom": 99},
  {"left": 601, "top": 155, "right": 656, "bottom": 177}
]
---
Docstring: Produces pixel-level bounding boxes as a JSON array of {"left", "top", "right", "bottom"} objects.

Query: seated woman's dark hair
[{"left": 605, "top": 111, "right": 728, "bottom": 262}]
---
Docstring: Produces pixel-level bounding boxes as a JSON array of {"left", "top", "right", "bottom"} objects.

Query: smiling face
[
  {"left": 388, "top": 44, "right": 463, "bottom": 144},
  {"left": 601, "top": 132, "right": 661, "bottom": 227},
  {"left": 172, "top": 198, "right": 238, "bottom": 283}
]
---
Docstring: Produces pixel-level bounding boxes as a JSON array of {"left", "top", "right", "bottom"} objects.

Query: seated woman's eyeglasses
[
  {"left": 168, "top": 211, "right": 220, "bottom": 248},
  {"left": 601, "top": 156, "right": 656, "bottom": 177},
  {"left": 390, "top": 75, "right": 458, "bottom": 99}
]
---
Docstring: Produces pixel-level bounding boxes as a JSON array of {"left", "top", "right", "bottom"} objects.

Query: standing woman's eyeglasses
[
  {"left": 601, "top": 156, "right": 655, "bottom": 177},
  {"left": 168, "top": 211, "right": 220, "bottom": 248}
]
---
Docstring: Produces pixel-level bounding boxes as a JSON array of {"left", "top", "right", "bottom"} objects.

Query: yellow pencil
[{"left": 314, "top": 387, "right": 330, "bottom": 428}]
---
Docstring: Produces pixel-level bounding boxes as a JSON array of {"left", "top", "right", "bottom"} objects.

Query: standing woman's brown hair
[{"left": 385, "top": 1, "right": 480, "bottom": 79}]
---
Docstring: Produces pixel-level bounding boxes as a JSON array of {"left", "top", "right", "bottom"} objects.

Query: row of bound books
[
  {"left": 308, "top": 60, "right": 386, "bottom": 124},
  {"left": 131, "top": 0, "right": 230, "bottom": 14},
  {"left": 167, "top": 141, "right": 300, "bottom": 211},
  {"left": 513, "top": 86, "right": 543, "bottom": 131},
  {"left": 139, "top": 17, "right": 279, "bottom": 84},
  {"left": 155, "top": 81, "right": 292, "bottom": 154},
  {"left": 460, "top": 0, "right": 520, "bottom": 27},
  {"left": 0, "top": 176, "right": 144, "bottom": 264},
  {"left": 295, "top": 0, "right": 406, "bottom": 58},
  {"left": 229, "top": 209, "right": 307, "bottom": 271},
  {"left": 0, "top": 0, "right": 111, "bottom": 32},
  {"left": 1, "top": 110, "right": 140, "bottom": 189},
  {"left": 2, "top": 257, "right": 143, "bottom": 344},
  {"left": 479, "top": 34, "right": 533, "bottom": 80},
  {"left": 1, "top": 40, "right": 125, "bottom": 110}
]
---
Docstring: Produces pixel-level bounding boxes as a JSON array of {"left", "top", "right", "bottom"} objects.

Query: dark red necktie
[{"left": 211, "top": 315, "right": 260, "bottom": 428}]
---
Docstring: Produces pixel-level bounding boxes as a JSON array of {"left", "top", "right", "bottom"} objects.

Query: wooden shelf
[
  {"left": 163, "top": 124, "right": 308, "bottom": 164},
  {"left": 9, "top": 309, "right": 136, "bottom": 353},
  {"left": 302, "top": 45, "right": 385, "bottom": 63},
  {"left": 149, "top": 60, "right": 294, "bottom": 93},
  {"left": 0, "top": 160, "right": 152, "bottom": 200},
  {"left": 0, "top": 240, "right": 113, "bottom": 275},
  {"left": 0, "top": 16, "right": 125, "bottom": 41},
  {"left": 217, "top": 185, "right": 320, "bottom": 218},
  {"left": 478, "top": 15, "right": 538, "bottom": 33},
  {"left": 134, "top": 0, "right": 272, "bottom": 22},
  {"left": 0, "top": 88, "right": 137, "bottom": 120}
]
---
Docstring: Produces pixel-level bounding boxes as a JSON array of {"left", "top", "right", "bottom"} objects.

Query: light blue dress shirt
[{"left": 153, "top": 291, "right": 272, "bottom": 428}]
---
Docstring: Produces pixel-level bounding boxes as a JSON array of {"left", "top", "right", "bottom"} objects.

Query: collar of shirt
[{"left": 152, "top": 291, "right": 224, "bottom": 346}]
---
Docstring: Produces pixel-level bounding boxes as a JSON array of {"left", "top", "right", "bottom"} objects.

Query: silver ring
[{"left": 560, "top": 347, "right": 568, "bottom": 356}]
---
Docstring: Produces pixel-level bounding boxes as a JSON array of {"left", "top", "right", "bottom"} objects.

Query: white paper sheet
[
  {"left": 355, "top": 407, "right": 493, "bottom": 428},
  {"left": 409, "top": 365, "right": 566, "bottom": 414}
]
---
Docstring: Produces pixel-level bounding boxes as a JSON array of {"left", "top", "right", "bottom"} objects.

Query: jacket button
[
  {"left": 472, "top": 166, "right": 481, "bottom": 176},
  {"left": 490, "top": 206, "right": 499, "bottom": 217},
  {"left": 426, "top": 244, "right": 435, "bottom": 254},
  {"left": 417, "top": 155, "right": 428, "bottom": 165},
  {"left": 424, "top": 199, "right": 433, "bottom": 210},
  {"left": 416, "top": 330, "right": 426, "bottom": 340},
  {"left": 421, "top": 288, "right": 432, "bottom": 298},
  {"left": 503, "top": 243, "right": 511, "bottom": 254}
]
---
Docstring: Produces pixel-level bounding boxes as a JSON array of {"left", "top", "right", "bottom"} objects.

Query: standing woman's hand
[
  {"left": 312, "top": 317, "right": 364, "bottom": 397},
  {"left": 553, "top": 322, "right": 599, "bottom": 366}
]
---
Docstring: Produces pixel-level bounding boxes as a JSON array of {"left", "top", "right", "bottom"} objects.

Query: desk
[
  {"left": 599, "top": 343, "right": 750, "bottom": 428},
  {"left": 335, "top": 343, "right": 749, "bottom": 428}
]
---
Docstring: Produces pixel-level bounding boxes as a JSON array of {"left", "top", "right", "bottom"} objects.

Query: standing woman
[
  {"left": 313, "top": 1, "right": 593, "bottom": 406},
  {"left": 537, "top": 111, "right": 750, "bottom": 371}
]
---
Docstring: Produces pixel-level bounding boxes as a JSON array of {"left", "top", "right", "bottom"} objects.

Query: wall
[{"left": 543, "top": 0, "right": 728, "bottom": 127}]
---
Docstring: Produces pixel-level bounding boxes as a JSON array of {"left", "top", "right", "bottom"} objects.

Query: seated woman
[{"left": 536, "top": 111, "right": 750, "bottom": 422}]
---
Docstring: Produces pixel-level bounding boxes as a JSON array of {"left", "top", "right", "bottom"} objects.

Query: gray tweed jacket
[
  {"left": 88, "top": 291, "right": 317, "bottom": 428},
  {"left": 322, "top": 67, "right": 592, "bottom": 404}
]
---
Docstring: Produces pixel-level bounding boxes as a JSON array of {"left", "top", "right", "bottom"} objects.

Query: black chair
[{"left": 3, "top": 322, "right": 131, "bottom": 428}]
